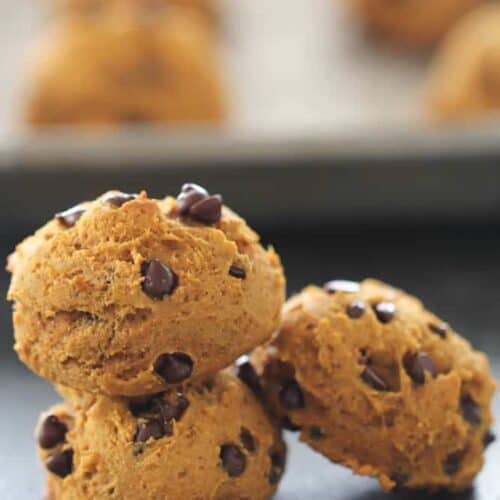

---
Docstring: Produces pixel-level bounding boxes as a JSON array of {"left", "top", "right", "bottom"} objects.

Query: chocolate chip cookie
[
  {"left": 25, "top": 9, "right": 224, "bottom": 126},
  {"left": 426, "top": 4, "right": 500, "bottom": 122},
  {"left": 348, "top": 0, "right": 483, "bottom": 49},
  {"left": 247, "top": 279, "right": 495, "bottom": 491},
  {"left": 38, "top": 371, "right": 286, "bottom": 499},
  {"left": 7, "top": 186, "right": 285, "bottom": 396}
]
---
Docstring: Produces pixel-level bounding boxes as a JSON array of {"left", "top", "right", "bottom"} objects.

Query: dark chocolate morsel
[
  {"left": 347, "top": 300, "right": 366, "bottom": 319},
  {"left": 236, "top": 361, "right": 262, "bottom": 397},
  {"left": 484, "top": 430, "right": 496, "bottom": 448},
  {"left": 373, "top": 302, "right": 396, "bottom": 323},
  {"left": 240, "top": 427, "right": 256, "bottom": 452},
  {"left": 46, "top": 449, "right": 73, "bottom": 478},
  {"left": 154, "top": 352, "right": 193, "bottom": 384},
  {"left": 403, "top": 352, "right": 437, "bottom": 385},
  {"left": 443, "top": 451, "right": 463, "bottom": 475},
  {"left": 229, "top": 265, "right": 246, "bottom": 279},
  {"left": 279, "top": 380, "right": 305, "bottom": 410},
  {"left": 460, "top": 396, "right": 481, "bottom": 426},
  {"left": 102, "top": 192, "right": 137, "bottom": 207},
  {"left": 361, "top": 366, "right": 388, "bottom": 391},
  {"left": 429, "top": 322, "right": 449, "bottom": 338},
  {"left": 309, "top": 427, "right": 324, "bottom": 440},
  {"left": 38, "top": 415, "right": 68, "bottom": 449},
  {"left": 220, "top": 444, "right": 246, "bottom": 477},
  {"left": 135, "top": 419, "right": 165, "bottom": 443},
  {"left": 141, "top": 260, "right": 178, "bottom": 299},
  {"left": 189, "top": 195, "right": 223, "bottom": 224},
  {"left": 55, "top": 206, "right": 85, "bottom": 228}
]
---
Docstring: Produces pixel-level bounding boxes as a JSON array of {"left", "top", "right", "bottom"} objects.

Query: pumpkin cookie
[
  {"left": 245, "top": 279, "right": 495, "bottom": 491},
  {"left": 7, "top": 186, "right": 285, "bottom": 396}
]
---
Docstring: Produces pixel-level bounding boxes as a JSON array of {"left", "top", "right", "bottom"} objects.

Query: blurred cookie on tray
[
  {"left": 346, "top": 0, "right": 484, "bottom": 49},
  {"left": 48, "top": 0, "right": 217, "bottom": 24},
  {"left": 425, "top": 4, "right": 500, "bottom": 123},
  {"left": 25, "top": 7, "right": 225, "bottom": 127}
]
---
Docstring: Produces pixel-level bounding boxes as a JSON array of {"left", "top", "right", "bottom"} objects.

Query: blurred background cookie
[
  {"left": 25, "top": 7, "right": 225, "bottom": 126},
  {"left": 425, "top": 4, "right": 500, "bottom": 122},
  {"left": 347, "top": 0, "right": 484, "bottom": 49}
]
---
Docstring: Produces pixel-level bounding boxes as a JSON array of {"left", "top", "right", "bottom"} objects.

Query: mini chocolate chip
[
  {"left": 141, "top": 260, "right": 178, "bottom": 299},
  {"left": 154, "top": 352, "right": 193, "bottom": 384},
  {"left": 373, "top": 302, "right": 396, "bottom": 323},
  {"left": 135, "top": 419, "right": 165, "bottom": 443},
  {"left": 240, "top": 428, "right": 256, "bottom": 452},
  {"left": 309, "top": 427, "right": 324, "bottom": 440},
  {"left": 46, "top": 449, "right": 73, "bottom": 478},
  {"left": 361, "top": 366, "right": 388, "bottom": 391},
  {"left": 460, "top": 396, "right": 481, "bottom": 425},
  {"left": 189, "top": 194, "right": 223, "bottom": 224},
  {"left": 347, "top": 300, "right": 366, "bottom": 319},
  {"left": 268, "top": 443, "right": 286, "bottom": 484},
  {"left": 403, "top": 352, "right": 437, "bottom": 385},
  {"left": 390, "top": 472, "right": 409, "bottom": 488},
  {"left": 236, "top": 361, "right": 262, "bottom": 397},
  {"left": 484, "top": 430, "right": 496, "bottom": 448},
  {"left": 160, "top": 393, "right": 190, "bottom": 421},
  {"left": 429, "top": 322, "right": 449, "bottom": 338},
  {"left": 102, "top": 192, "right": 137, "bottom": 207},
  {"left": 55, "top": 205, "right": 85, "bottom": 228},
  {"left": 443, "top": 451, "right": 462, "bottom": 475},
  {"left": 280, "top": 416, "right": 301, "bottom": 432},
  {"left": 129, "top": 395, "right": 156, "bottom": 416},
  {"left": 176, "top": 183, "right": 208, "bottom": 215},
  {"left": 279, "top": 380, "right": 305, "bottom": 410},
  {"left": 220, "top": 444, "right": 246, "bottom": 477},
  {"left": 38, "top": 415, "right": 68, "bottom": 449},
  {"left": 323, "top": 280, "right": 360, "bottom": 294},
  {"left": 229, "top": 265, "right": 246, "bottom": 279}
]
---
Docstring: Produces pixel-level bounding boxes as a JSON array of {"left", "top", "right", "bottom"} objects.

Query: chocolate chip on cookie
[
  {"left": 55, "top": 205, "right": 85, "bottom": 227},
  {"left": 268, "top": 442, "right": 286, "bottom": 484},
  {"left": 102, "top": 192, "right": 137, "bottom": 207},
  {"left": 279, "top": 380, "right": 305, "bottom": 410},
  {"left": 176, "top": 183, "right": 222, "bottom": 224},
  {"left": 361, "top": 366, "right": 388, "bottom": 391},
  {"left": 160, "top": 392, "right": 190, "bottom": 422},
  {"left": 324, "top": 280, "right": 360, "bottom": 294},
  {"left": 460, "top": 396, "right": 481, "bottom": 425},
  {"left": 390, "top": 472, "right": 409, "bottom": 489},
  {"left": 347, "top": 300, "right": 366, "bottom": 319},
  {"left": 229, "top": 265, "right": 246, "bottom": 279},
  {"left": 236, "top": 359, "right": 262, "bottom": 397},
  {"left": 154, "top": 352, "right": 193, "bottom": 384},
  {"left": 443, "top": 451, "right": 463, "bottom": 475},
  {"left": 141, "top": 260, "right": 178, "bottom": 299},
  {"left": 46, "top": 449, "right": 73, "bottom": 478},
  {"left": 373, "top": 302, "right": 396, "bottom": 323},
  {"left": 220, "top": 444, "right": 246, "bottom": 477},
  {"left": 38, "top": 415, "right": 68, "bottom": 449},
  {"left": 484, "top": 430, "right": 496, "bottom": 448},
  {"left": 403, "top": 352, "right": 437, "bottom": 385},
  {"left": 240, "top": 427, "right": 256, "bottom": 452},
  {"left": 309, "top": 427, "right": 324, "bottom": 440},
  {"left": 429, "top": 321, "right": 449, "bottom": 338},
  {"left": 135, "top": 419, "right": 165, "bottom": 443}
]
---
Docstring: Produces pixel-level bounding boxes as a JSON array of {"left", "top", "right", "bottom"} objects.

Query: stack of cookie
[
  {"left": 25, "top": 0, "right": 225, "bottom": 126},
  {"left": 7, "top": 184, "right": 287, "bottom": 499}
]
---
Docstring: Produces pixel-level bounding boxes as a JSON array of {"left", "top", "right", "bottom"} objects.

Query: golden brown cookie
[
  {"left": 244, "top": 279, "right": 495, "bottom": 492},
  {"left": 25, "top": 9, "right": 224, "bottom": 126},
  {"left": 347, "top": 0, "right": 483, "bottom": 49},
  {"left": 7, "top": 186, "right": 285, "bottom": 396},
  {"left": 425, "top": 4, "right": 500, "bottom": 122},
  {"left": 37, "top": 372, "right": 286, "bottom": 499}
]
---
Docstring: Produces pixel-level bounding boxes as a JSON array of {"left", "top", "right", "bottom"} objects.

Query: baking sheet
[{"left": 2, "top": 0, "right": 500, "bottom": 168}]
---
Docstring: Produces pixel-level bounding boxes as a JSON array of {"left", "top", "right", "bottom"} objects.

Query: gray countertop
[{"left": 1, "top": 223, "right": 499, "bottom": 500}]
